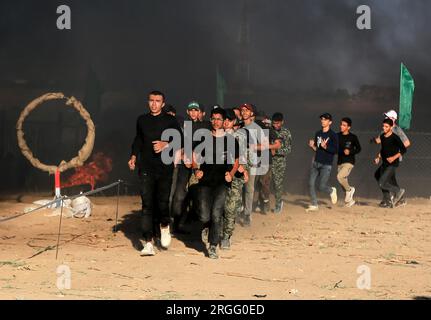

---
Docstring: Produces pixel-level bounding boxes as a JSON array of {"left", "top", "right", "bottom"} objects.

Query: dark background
[{"left": 1, "top": 0, "right": 430, "bottom": 198}]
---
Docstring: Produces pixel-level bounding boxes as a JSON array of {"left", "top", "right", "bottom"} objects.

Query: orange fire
[{"left": 61, "top": 152, "right": 113, "bottom": 190}]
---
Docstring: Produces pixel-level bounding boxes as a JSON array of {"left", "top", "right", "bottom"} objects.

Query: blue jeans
[{"left": 309, "top": 161, "right": 333, "bottom": 206}]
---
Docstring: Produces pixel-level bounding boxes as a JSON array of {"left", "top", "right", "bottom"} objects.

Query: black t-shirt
[
  {"left": 199, "top": 134, "right": 239, "bottom": 187},
  {"left": 380, "top": 132, "right": 407, "bottom": 167},
  {"left": 131, "top": 112, "right": 182, "bottom": 175},
  {"left": 337, "top": 132, "right": 362, "bottom": 165}
]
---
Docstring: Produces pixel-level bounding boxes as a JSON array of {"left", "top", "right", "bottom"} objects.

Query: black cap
[{"left": 320, "top": 113, "right": 333, "bottom": 121}]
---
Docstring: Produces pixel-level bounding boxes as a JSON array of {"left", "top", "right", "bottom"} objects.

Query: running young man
[
  {"left": 194, "top": 108, "right": 240, "bottom": 259},
  {"left": 374, "top": 110, "right": 411, "bottom": 207},
  {"left": 128, "top": 90, "right": 182, "bottom": 256},
  {"left": 374, "top": 118, "right": 407, "bottom": 208},
  {"left": 270, "top": 112, "right": 292, "bottom": 213},
  {"left": 306, "top": 113, "right": 339, "bottom": 212},
  {"left": 221, "top": 109, "right": 248, "bottom": 250},
  {"left": 239, "top": 103, "right": 269, "bottom": 226},
  {"left": 337, "top": 117, "right": 361, "bottom": 207}
]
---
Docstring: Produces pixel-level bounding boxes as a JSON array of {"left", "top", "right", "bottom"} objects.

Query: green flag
[
  {"left": 399, "top": 63, "right": 415, "bottom": 130},
  {"left": 216, "top": 66, "right": 227, "bottom": 107}
]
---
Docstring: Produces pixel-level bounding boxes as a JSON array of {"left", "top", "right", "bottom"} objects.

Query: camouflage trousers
[
  {"left": 223, "top": 177, "right": 245, "bottom": 239},
  {"left": 271, "top": 156, "right": 287, "bottom": 204}
]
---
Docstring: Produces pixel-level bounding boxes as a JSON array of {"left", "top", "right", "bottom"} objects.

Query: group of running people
[{"left": 128, "top": 90, "right": 410, "bottom": 259}]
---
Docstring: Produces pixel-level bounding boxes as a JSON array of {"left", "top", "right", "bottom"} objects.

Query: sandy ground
[{"left": 0, "top": 193, "right": 430, "bottom": 300}]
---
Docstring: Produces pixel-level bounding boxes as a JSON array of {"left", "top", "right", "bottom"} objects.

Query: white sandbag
[{"left": 71, "top": 196, "right": 92, "bottom": 218}]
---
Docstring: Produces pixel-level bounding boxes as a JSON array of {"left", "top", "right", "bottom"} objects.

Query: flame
[{"left": 61, "top": 152, "right": 113, "bottom": 190}]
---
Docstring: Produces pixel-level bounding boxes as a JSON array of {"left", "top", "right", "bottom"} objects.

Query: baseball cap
[
  {"left": 239, "top": 103, "right": 254, "bottom": 112},
  {"left": 187, "top": 101, "right": 201, "bottom": 111},
  {"left": 384, "top": 110, "right": 398, "bottom": 120},
  {"left": 320, "top": 113, "right": 333, "bottom": 121}
]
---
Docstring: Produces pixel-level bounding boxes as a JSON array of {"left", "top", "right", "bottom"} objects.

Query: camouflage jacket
[{"left": 272, "top": 127, "right": 292, "bottom": 157}]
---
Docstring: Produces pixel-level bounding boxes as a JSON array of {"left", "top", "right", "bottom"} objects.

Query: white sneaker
[
  {"left": 140, "top": 242, "right": 155, "bottom": 256},
  {"left": 306, "top": 205, "right": 319, "bottom": 212},
  {"left": 345, "top": 200, "right": 356, "bottom": 208},
  {"left": 330, "top": 187, "right": 337, "bottom": 205},
  {"left": 160, "top": 225, "right": 172, "bottom": 249},
  {"left": 345, "top": 187, "right": 355, "bottom": 203}
]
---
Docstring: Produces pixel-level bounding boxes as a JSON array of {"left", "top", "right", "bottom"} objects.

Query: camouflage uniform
[
  {"left": 223, "top": 129, "right": 247, "bottom": 239},
  {"left": 271, "top": 127, "right": 292, "bottom": 206}
]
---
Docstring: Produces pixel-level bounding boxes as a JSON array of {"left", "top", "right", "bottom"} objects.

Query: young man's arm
[
  {"left": 308, "top": 133, "right": 317, "bottom": 152},
  {"left": 352, "top": 135, "right": 362, "bottom": 155},
  {"left": 322, "top": 132, "right": 338, "bottom": 155},
  {"left": 129, "top": 117, "right": 144, "bottom": 170}
]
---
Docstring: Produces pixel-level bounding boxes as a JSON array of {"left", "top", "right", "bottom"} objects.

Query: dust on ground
[{"left": 0, "top": 193, "right": 430, "bottom": 300}]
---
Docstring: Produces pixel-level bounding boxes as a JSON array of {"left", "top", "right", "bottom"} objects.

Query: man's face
[
  {"left": 211, "top": 113, "right": 224, "bottom": 130},
  {"left": 340, "top": 121, "right": 350, "bottom": 134},
  {"left": 241, "top": 107, "right": 253, "bottom": 120},
  {"left": 198, "top": 111, "right": 205, "bottom": 121},
  {"left": 187, "top": 109, "right": 200, "bottom": 121},
  {"left": 148, "top": 94, "right": 165, "bottom": 114},
  {"left": 320, "top": 118, "right": 331, "bottom": 129},
  {"left": 272, "top": 120, "right": 283, "bottom": 131},
  {"left": 223, "top": 118, "right": 235, "bottom": 130},
  {"left": 382, "top": 123, "right": 392, "bottom": 134}
]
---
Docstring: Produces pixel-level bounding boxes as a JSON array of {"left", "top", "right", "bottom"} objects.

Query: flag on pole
[
  {"left": 216, "top": 65, "right": 227, "bottom": 107},
  {"left": 399, "top": 63, "right": 415, "bottom": 130}
]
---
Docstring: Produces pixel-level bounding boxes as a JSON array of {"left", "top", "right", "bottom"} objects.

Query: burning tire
[{"left": 16, "top": 92, "right": 95, "bottom": 174}]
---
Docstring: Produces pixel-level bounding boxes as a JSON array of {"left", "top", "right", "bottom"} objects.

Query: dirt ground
[{"left": 0, "top": 193, "right": 430, "bottom": 300}]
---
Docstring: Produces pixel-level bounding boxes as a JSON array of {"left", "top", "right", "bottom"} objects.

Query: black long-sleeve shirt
[
  {"left": 380, "top": 132, "right": 407, "bottom": 167},
  {"left": 131, "top": 112, "right": 182, "bottom": 175},
  {"left": 314, "top": 129, "right": 338, "bottom": 165},
  {"left": 337, "top": 132, "right": 361, "bottom": 165}
]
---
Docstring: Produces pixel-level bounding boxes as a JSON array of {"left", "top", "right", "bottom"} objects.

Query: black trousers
[
  {"left": 139, "top": 170, "right": 172, "bottom": 241},
  {"left": 381, "top": 174, "right": 399, "bottom": 201},
  {"left": 196, "top": 184, "right": 227, "bottom": 246},
  {"left": 171, "top": 165, "right": 191, "bottom": 219},
  {"left": 374, "top": 165, "right": 400, "bottom": 200}
]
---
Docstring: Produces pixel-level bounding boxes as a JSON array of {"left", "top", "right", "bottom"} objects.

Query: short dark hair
[
  {"left": 272, "top": 112, "right": 284, "bottom": 122},
  {"left": 225, "top": 108, "right": 237, "bottom": 122},
  {"left": 341, "top": 117, "right": 352, "bottom": 127},
  {"left": 148, "top": 90, "right": 165, "bottom": 101},
  {"left": 164, "top": 104, "right": 176, "bottom": 114},
  {"left": 383, "top": 118, "right": 394, "bottom": 127},
  {"left": 211, "top": 107, "right": 226, "bottom": 120}
]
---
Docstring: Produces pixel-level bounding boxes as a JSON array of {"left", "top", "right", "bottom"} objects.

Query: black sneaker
[
  {"left": 379, "top": 201, "right": 392, "bottom": 208},
  {"left": 208, "top": 245, "right": 218, "bottom": 259},
  {"left": 394, "top": 197, "right": 407, "bottom": 208}
]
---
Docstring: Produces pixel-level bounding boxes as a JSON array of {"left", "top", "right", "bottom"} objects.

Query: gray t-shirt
[
  {"left": 243, "top": 122, "right": 270, "bottom": 175},
  {"left": 393, "top": 126, "right": 409, "bottom": 144}
]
